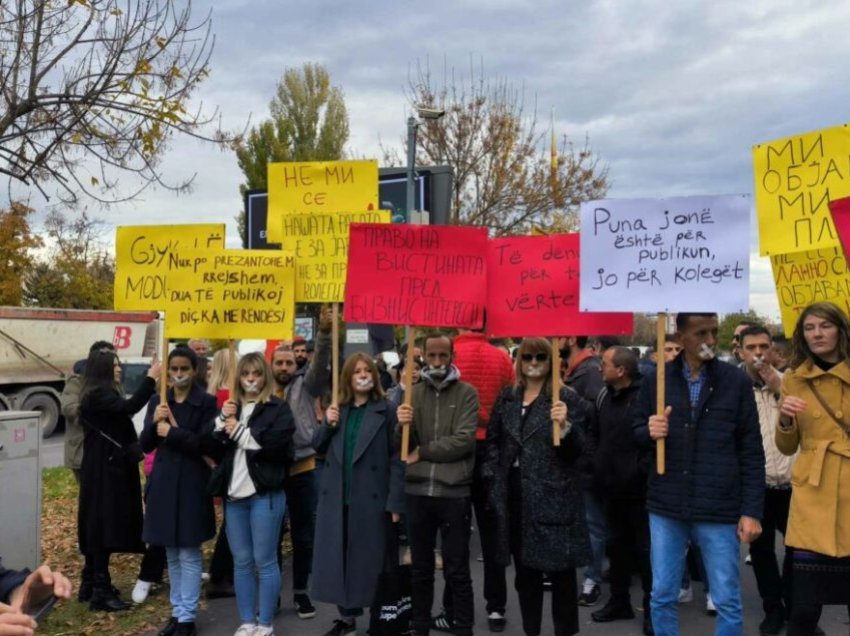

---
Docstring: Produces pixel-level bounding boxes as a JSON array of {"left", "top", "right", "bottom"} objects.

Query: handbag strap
[
  {"left": 805, "top": 379, "right": 850, "bottom": 437},
  {"left": 81, "top": 416, "right": 124, "bottom": 450}
]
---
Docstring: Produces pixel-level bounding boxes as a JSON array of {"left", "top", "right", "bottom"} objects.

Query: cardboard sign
[
  {"left": 114, "top": 224, "right": 225, "bottom": 310},
  {"left": 266, "top": 160, "right": 379, "bottom": 243},
  {"left": 163, "top": 249, "right": 296, "bottom": 339},
  {"left": 579, "top": 195, "right": 750, "bottom": 313},
  {"left": 771, "top": 247, "right": 850, "bottom": 337},
  {"left": 487, "top": 234, "right": 633, "bottom": 337},
  {"left": 344, "top": 224, "right": 488, "bottom": 328},
  {"left": 754, "top": 124, "right": 850, "bottom": 255},
  {"left": 279, "top": 209, "right": 391, "bottom": 302}
]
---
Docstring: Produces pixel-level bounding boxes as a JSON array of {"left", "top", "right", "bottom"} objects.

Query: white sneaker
[
  {"left": 706, "top": 593, "right": 717, "bottom": 615},
  {"left": 233, "top": 624, "right": 256, "bottom": 636},
  {"left": 253, "top": 627, "right": 275, "bottom": 636},
  {"left": 581, "top": 578, "right": 596, "bottom": 595},
  {"left": 678, "top": 585, "right": 693, "bottom": 603},
  {"left": 131, "top": 579, "right": 152, "bottom": 604}
]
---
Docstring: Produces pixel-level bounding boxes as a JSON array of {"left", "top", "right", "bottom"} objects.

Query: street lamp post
[{"left": 406, "top": 116, "right": 418, "bottom": 224}]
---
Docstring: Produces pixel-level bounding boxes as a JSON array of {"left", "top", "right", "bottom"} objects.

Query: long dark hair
[
  {"left": 790, "top": 301, "right": 850, "bottom": 369},
  {"left": 81, "top": 348, "right": 120, "bottom": 398}
]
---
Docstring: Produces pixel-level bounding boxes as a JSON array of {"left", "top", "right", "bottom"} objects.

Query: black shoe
[
  {"left": 431, "top": 611, "right": 454, "bottom": 633},
  {"left": 294, "top": 593, "right": 317, "bottom": 619},
  {"left": 323, "top": 619, "right": 356, "bottom": 636},
  {"left": 813, "top": 626, "right": 825, "bottom": 635},
  {"left": 206, "top": 581, "right": 236, "bottom": 599},
  {"left": 89, "top": 588, "right": 131, "bottom": 612},
  {"left": 577, "top": 583, "right": 601, "bottom": 607},
  {"left": 78, "top": 580, "right": 93, "bottom": 603},
  {"left": 759, "top": 612, "right": 784, "bottom": 636},
  {"left": 487, "top": 611, "right": 506, "bottom": 632},
  {"left": 174, "top": 622, "right": 198, "bottom": 636},
  {"left": 591, "top": 598, "right": 635, "bottom": 622},
  {"left": 643, "top": 612, "right": 655, "bottom": 635},
  {"left": 157, "top": 618, "right": 179, "bottom": 636}
]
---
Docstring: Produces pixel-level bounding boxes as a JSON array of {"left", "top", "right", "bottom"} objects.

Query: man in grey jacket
[
  {"left": 271, "top": 305, "right": 333, "bottom": 619},
  {"left": 397, "top": 333, "right": 478, "bottom": 636}
]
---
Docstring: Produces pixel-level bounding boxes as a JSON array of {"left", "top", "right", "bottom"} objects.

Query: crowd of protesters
[{"left": 1, "top": 301, "right": 836, "bottom": 635}]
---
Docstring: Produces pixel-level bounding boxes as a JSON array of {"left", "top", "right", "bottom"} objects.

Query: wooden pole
[
  {"left": 159, "top": 328, "right": 168, "bottom": 404},
  {"left": 656, "top": 312, "right": 667, "bottom": 475},
  {"left": 552, "top": 338, "right": 561, "bottom": 446},
  {"left": 228, "top": 340, "right": 237, "bottom": 398},
  {"left": 331, "top": 304, "right": 339, "bottom": 407},
  {"left": 401, "top": 331, "right": 415, "bottom": 461}
]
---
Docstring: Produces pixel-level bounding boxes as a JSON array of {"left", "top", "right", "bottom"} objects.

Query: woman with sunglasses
[{"left": 482, "top": 337, "right": 590, "bottom": 636}]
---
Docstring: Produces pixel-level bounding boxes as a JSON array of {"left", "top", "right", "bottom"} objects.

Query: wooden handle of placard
[
  {"left": 228, "top": 340, "right": 237, "bottom": 398},
  {"left": 159, "top": 330, "right": 168, "bottom": 404},
  {"left": 552, "top": 339, "right": 561, "bottom": 447},
  {"left": 331, "top": 304, "right": 339, "bottom": 407},
  {"left": 401, "top": 333, "right": 415, "bottom": 462},
  {"left": 656, "top": 312, "right": 666, "bottom": 475}
]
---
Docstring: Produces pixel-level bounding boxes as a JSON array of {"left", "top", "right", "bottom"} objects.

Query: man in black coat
[
  {"left": 633, "top": 313, "right": 765, "bottom": 636},
  {"left": 589, "top": 346, "right": 653, "bottom": 635}
]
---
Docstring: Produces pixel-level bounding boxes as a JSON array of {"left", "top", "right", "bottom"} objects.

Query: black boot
[
  {"left": 591, "top": 596, "right": 635, "bottom": 622},
  {"left": 89, "top": 574, "right": 130, "bottom": 612},
  {"left": 78, "top": 560, "right": 93, "bottom": 602}
]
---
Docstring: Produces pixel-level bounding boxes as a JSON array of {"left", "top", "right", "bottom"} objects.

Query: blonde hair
[
  {"left": 338, "top": 352, "right": 385, "bottom": 404},
  {"left": 207, "top": 349, "right": 235, "bottom": 394},
  {"left": 233, "top": 352, "right": 274, "bottom": 404}
]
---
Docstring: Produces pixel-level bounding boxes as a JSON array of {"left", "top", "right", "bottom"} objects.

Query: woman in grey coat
[
  {"left": 311, "top": 352, "right": 405, "bottom": 636},
  {"left": 482, "top": 337, "right": 591, "bottom": 636}
]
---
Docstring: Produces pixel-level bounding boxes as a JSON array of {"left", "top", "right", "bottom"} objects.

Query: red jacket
[{"left": 453, "top": 333, "right": 516, "bottom": 440}]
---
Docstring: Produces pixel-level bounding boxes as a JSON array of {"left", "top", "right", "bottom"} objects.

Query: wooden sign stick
[
  {"left": 159, "top": 328, "right": 168, "bottom": 404},
  {"left": 331, "top": 304, "right": 339, "bottom": 407},
  {"left": 401, "top": 332, "right": 415, "bottom": 461},
  {"left": 656, "top": 312, "right": 667, "bottom": 475},
  {"left": 552, "top": 338, "right": 561, "bottom": 446},
  {"left": 228, "top": 340, "right": 237, "bottom": 398}
]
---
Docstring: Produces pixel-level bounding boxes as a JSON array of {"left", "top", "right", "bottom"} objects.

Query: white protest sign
[{"left": 579, "top": 195, "right": 750, "bottom": 313}]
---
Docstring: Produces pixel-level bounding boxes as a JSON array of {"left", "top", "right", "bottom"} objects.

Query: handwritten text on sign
[
  {"left": 344, "top": 225, "right": 488, "bottom": 328},
  {"left": 579, "top": 195, "right": 750, "bottom": 313},
  {"left": 754, "top": 124, "right": 850, "bottom": 255},
  {"left": 771, "top": 248, "right": 850, "bottom": 337},
  {"left": 487, "top": 234, "right": 633, "bottom": 337},
  {"left": 266, "top": 160, "right": 378, "bottom": 243},
  {"left": 279, "top": 210, "right": 391, "bottom": 302},
  {"left": 114, "top": 224, "right": 225, "bottom": 311},
  {"left": 164, "top": 250, "right": 296, "bottom": 340}
]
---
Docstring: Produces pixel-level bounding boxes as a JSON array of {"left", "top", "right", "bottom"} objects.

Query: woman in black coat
[
  {"left": 78, "top": 346, "right": 161, "bottom": 612},
  {"left": 140, "top": 346, "right": 217, "bottom": 636},
  {"left": 482, "top": 337, "right": 590, "bottom": 636}
]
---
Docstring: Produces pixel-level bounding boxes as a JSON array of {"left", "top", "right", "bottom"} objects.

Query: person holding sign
[
  {"left": 481, "top": 337, "right": 590, "bottom": 636},
  {"left": 139, "top": 346, "right": 218, "bottom": 636},
  {"left": 396, "top": 333, "right": 478, "bottom": 636},
  {"left": 310, "top": 353, "right": 405, "bottom": 636},
  {"left": 206, "top": 353, "right": 296, "bottom": 636},
  {"left": 633, "top": 313, "right": 765, "bottom": 636},
  {"left": 776, "top": 302, "right": 850, "bottom": 635}
]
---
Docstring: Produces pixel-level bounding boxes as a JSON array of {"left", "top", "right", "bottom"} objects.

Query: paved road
[{"left": 40, "top": 430, "right": 64, "bottom": 469}]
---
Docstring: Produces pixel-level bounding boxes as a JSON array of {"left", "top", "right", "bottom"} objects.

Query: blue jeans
[
  {"left": 226, "top": 491, "right": 287, "bottom": 626},
  {"left": 649, "top": 514, "right": 742, "bottom": 636},
  {"left": 582, "top": 490, "right": 607, "bottom": 584},
  {"left": 166, "top": 546, "right": 203, "bottom": 623}
]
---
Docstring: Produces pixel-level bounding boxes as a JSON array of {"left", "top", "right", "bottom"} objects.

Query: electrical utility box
[{"left": 0, "top": 411, "right": 42, "bottom": 571}]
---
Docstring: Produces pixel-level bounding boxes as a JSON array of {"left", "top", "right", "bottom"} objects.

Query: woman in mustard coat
[{"left": 777, "top": 301, "right": 850, "bottom": 636}]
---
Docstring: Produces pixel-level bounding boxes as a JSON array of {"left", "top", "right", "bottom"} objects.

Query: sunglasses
[{"left": 521, "top": 353, "right": 549, "bottom": 363}]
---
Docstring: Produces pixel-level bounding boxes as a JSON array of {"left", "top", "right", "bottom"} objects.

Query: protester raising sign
[
  {"left": 279, "top": 209, "right": 391, "bottom": 302},
  {"left": 754, "top": 124, "right": 850, "bottom": 256},
  {"left": 579, "top": 195, "right": 750, "bottom": 313},
  {"left": 487, "top": 234, "right": 633, "bottom": 337},
  {"left": 114, "top": 224, "right": 226, "bottom": 310},
  {"left": 344, "top": 224, "right": 488, "bottom": 328},
  {"left": 266, "top": 160, "right": 379, "bottom": 244},
  {"left": 164, "top": 249, "right": 296, "bottom": 339}
]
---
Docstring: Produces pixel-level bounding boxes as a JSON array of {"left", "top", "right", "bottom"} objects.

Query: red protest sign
[
  {"left": 344, "top": 224, "right": 488, "bottom": 328},
  {"left": 487, "top": 233, "right": 633, "bottom": 337},
  {"left": 830, "top": 197, "right": 850, "bottom": 259}
]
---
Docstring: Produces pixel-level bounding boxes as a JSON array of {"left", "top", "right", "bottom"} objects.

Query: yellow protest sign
[
  {"left": 266, "top": 160, "right": 379, "bottom": 243},
  {"left": 163, "top": 249, "right": 296, "bottom": 340},
  {"left": 279, "top": 210, "right": 391, "bottom": 302},
  {"left": 114, "top": 224, "right": 226, "bottom": 310},
  {"left": 771, "top": 247, "right": 850, "bottom": 336},
  {"left": 754, "top": 124, "right": 850, "bottom": 255}
]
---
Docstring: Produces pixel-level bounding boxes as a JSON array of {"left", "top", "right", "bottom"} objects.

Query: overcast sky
[{"left": 22, "top": 0, "right": 850, "bottom": 321}]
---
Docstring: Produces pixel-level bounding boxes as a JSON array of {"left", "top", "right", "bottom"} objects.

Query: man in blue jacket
[{"left": 633, "top": 313, "right": 765, "bottom": 636}]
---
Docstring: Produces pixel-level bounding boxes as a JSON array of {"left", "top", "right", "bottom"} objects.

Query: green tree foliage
[
  {"left": 233, "top": 63, "right": 349, "bottom": 244},
  {"left": 23, "top": 211, "right": 113, "bottom": 308},
  {"left": 718, "top": 310, "right": 768, "bottom": 352},
  {"left": 0, "top": 0, "right": 227, "bottom": 204},
  {"left": 0, "top": 202, "right": 43, "bottom": 304}
]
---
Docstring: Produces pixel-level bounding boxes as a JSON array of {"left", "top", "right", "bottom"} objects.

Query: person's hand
[
  {"left": 551, "top": 401, "right": 568, "bottom": 429},
  {"left": 326, "top": 405, "right": 340, "bottom": 427},
  {"left": 146, "top": 359, "right": 162, "bottom": 380},
  {"left": 406, "top": 448, "right": 420, "bottom": 465},
  {"left": 318, "top": 304, "right": 333, "bottom": 334},
  {"left": 737, "top": 516, "right": 762, "bottom": 544},
  {"left": 221, "top": 400, "right": 238, "bottom": 418},
  {"left": 224, "top": 418, "right": 239, "bottom": 436},
  {"left": 10, "top": 565, "right": 72, "bottom": 613},
  {"left": 397, "top": 404, "right": 413, "bottom": 425},
  {"left": 156, "top": 420, "right": 172, "bottom": 438},
  {"left": 391, "top": 512, "right": 401, "bottom": 523},
  {"left": 648, "top": 406, "right": 671, "bottom": 440},
  {"left": 154, "top": 404, "right": 171, "bottom": 423},
  {"left": 779, "top": 396, "right": 807, "bottom": 419},
  {"left": 757, "top": 364, "right": 782, "bottom": 394},
  {"left": 0, "top": 603, "right": 37, "bottom": 636}
]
